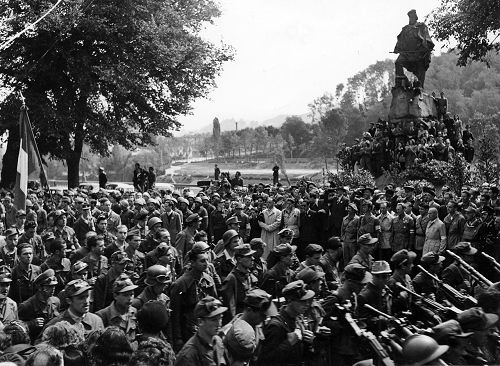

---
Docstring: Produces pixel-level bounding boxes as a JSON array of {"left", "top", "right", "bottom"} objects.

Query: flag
[{"left": 13, "top": 105, "right": 48, "bottom": 210}]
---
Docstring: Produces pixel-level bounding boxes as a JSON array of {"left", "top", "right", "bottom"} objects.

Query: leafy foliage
[
  {"left": 429, "top": 0, "right": 500, "bottom": 66},
  {"left": 0, "top": 0, "right": 233, "bottom": 187},
  {"left": 475, "top": 120, "right": 500, "bottom": 184},
  {"left": 327, "top": 169, "right": 375, "bottom": 189}
]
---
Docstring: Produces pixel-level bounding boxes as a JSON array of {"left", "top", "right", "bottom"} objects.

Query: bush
[{"left": 327, "top": 169, "right": 375, "bottom": 188}]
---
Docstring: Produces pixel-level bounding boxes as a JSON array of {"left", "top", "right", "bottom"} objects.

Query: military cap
[
  {"left": 194, "top": 197, "right": 202, "bottom": 204},
  {"left": 147, "top": 217, "right": 162, "bottom": 229},
  {"left": 324, "top": 237, "right": 341, "bottom": 251},
  {"left": 420, "top": 252, "right": 445, "bottom": 265},
  {"left": 25, "top": 199, "right": 33, "bottom": 207},
  {"left": 34, "top": 269, "right": 58, "bottom": 286},
  {"left": 15, "top": 210, "right": 26, "bottom": 218},
  {"left": 134, "top": 198, "right": 146, "bottom": 206},
  {"left": 297, "top": 267, "right": 325, "bottom": 284},
  {"left": 403, "top": 185, "right": 415, "bottom": 192},
  {"left": 390, "top": 249, "right": 417, "bottom": 266},
  {"left": 54, "top": 210, "right": 67, "bottom": 220},
  {"left": 144, "top": 265, "right": 170, "bottom": 286},
  {"left": 423, "top": 187, "right": 436, "bottom": 197},
  {"left": 82, "top": 202, "right": 91, "bottom": 210},
  {"left": 65, "top": 279, "right": 92, "bottom": 297},
  {"left": 72, "top": 261, "right": 88, "bottom": 274},
  {"left": 244, "top": 289, "right": 276, "bottom": 315},
  {"left": 110, "top": 251, "right": 131, "bottom": 264},
  {"left": 194, "top": 296, "right": 228, "bottom": 318},
  {"left": 278, "top": 228, "right": 294, "bottom": 238},
  {"left": 481, "top": 205, "right": 495, "bottom": 215},
  {"left": 358, "top": 233, "right": 378, "bottom": 246},
  {"left": 407, "top": 9, "right": 417, "bottom": 17},
  {"left": 432, "top": 320, "right": 473, "bottom": 342},
  {"left": 3, "top": 228, "right": 17, "bottom": 238},
  {"left": 418, "top": 202, "right": 430, "bottom": 209},
  {"left": 186, "top": 213, "right": 201, "bottom": 224},
  {"left": 222, "top": 229, "right": 240, "bottom": 246},
  {"left": 61, "top": 196, "right": 71, "bottom": 203},
  {"left": 172, "top": 190, "right": 181, "bottom": 197},
  {"left": 191, "top": 241, "right": 210, "bottom": 254},
  {"left": 234, "top": 244, "right": 256, "bottom": 257},
  {"left": 344, "top": 263, "right": 372, "bottom": 283},
  {"left": 249, "top": 238, "right": 266, "bottom": 249},
  {"left": 463, "top": 206, "right": 476, "bottom": 214},
  {"left": 0, "top": 266, "right": 12, "bottom": 283},
  {"left": 273, "top": 243, "right": 296, "bottom": 256},
  {"left": 113, "top": 274, "right": 138, "bottom": 293},
  {"left": 224, "top": 319, "right": 257, "bottom": 360},
  {"left": 74, "top": 196, "right": 85, "bottom": 204},
  {"left": 305, "top": 243, "right": 323, "bottom": 256},
  {"left": 126, "top": 230, "right": 143, "bottom": 241},
  {"left": 41, "top": 231, "right": 55, "bottom": 242},
  {"left": 282, "top": 280, "right": 315, "bottom": 301},
  {"left": 348, "top": 203, "right": 358, "bottom": 212},
  {"left": 453, "top": 242, "right": 477, "bottom": 256},
  {"left": 363, "top": 187, "right": 375, "bottom": 194},
  {"left": 225, "top": 216, "right": 241, "bottom": 226},
  {"left": 458, "top": 307, "right": 499, "bottom": 331},
  {"left": 372, "top": 260, "right": 392, "bottom": 275}
]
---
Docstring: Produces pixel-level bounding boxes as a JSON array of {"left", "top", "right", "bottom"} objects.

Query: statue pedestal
[{"left": 388, "top": 87, "right": 437, "bottom": 121}]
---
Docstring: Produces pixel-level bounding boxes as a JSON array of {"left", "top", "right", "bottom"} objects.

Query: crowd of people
[
  {"left": 339, "top": 91, "right": 475, "bottom": 176},
  {"left": 0, "top": 175, "right": 499, "bottom": 365}
]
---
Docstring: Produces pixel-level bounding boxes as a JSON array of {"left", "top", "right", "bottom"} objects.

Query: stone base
[{"left": 388, "top": 86, "right": 438, "bottom": 121}]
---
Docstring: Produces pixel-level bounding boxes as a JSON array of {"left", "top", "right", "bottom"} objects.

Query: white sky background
[{"left": 178, "top": 0, "right": 443, "bottom": 133}]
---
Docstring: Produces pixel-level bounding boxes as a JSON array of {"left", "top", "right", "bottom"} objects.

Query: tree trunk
[{"left": 0, "top": 127, "right": 20, "bottom": 189}]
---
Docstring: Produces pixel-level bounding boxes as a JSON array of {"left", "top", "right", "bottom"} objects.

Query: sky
[{"left": 178, "top": 0, "right": 444, "bottom": 133}]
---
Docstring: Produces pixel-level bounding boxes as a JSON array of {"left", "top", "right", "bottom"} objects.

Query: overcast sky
[{"left": 178, "top": 0, "right": 443, "bottom": 133}]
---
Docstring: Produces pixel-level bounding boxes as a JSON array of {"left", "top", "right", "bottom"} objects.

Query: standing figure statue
[{"left": 394, "top": 9, "right": 434, "bottom": 88}]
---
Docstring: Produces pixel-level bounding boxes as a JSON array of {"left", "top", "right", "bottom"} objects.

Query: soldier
[
  {"left": 319, "top": 236, "right": 342, "bottom": 289},
  {"left": 444, "top": 200, "right": 466, "bottom": 250},
  {"left": 225, "top": 216, "right": 241, "bottom": 235},
  {"left": 341, "top": 203, "right": 360, "bottom": 265},
  {"left": 18, "top": 221, "right": 45, "bottom": 265},
  {"left": 378, "top": 201, "right": 394, "bottom": 261},
  {"left": 413, "top": 252, "right": 444, "bottom": 296},
  {"left": 170, "top": 249, "right": 217, "bottom": 351},
  {"left": 335, "top": 263, "right": 372, "bottom": 303},
  {"left": 423, "top": 207, "right": 447, "bottom": 255},
  {"left": 96, "top": 274, "right": 138, "bottom": 346},
  {"left": 442, "top": 242, "right": 476, "bottom": 293},
  {"left": 328, "top": 186, "right": 350, "bottom": 237},
  {"left": 0, "top": 266, "right": 18, "bottom": 323},
  {"left": 160, "top": 197, "right": 182, "bottom": 241},
  {"left": 415, "top": 202, "right": 430, "bottom": 260},
  {"left": 357, "top": 200, "right": 380, "bottom": 239},
  {"left": 388, "top": 249, "right": 416, "bottom": 314},
  {"left": 81, "top": 235, "right": 108, "bottom": 281},
  {"left": 58, "top": 261, "right": 89, "bottom": 311},
  {"left": 223, "top": 289, "right": 276, "bottom": 365},
  {"left": 250, "top": 238, "right": 267, "bottom": 285},
  {"left": 391, "top": 202, "right": 415, "bottom": 252},
  {"left": 131, "top": 265, "right": 170, "bottom": 311},
  {"left": 0, "top": 228, "right": 19, "bottom": 268},
  {"left": 93, "top": 251, "right": 130, "bottom": 311},
  {"left": 277, "top": 228, "right": 294, "bottom": 245},
  {"left": 123, "top": 230, "right": 145, "bottom": 276},
  {"left": 103, "top": 224, "right": 127, "bottom": 259},
  {"left": 222, "top": 244, "right": 259, "bottom": 321},
  {"left": 18, "top": 269, "right": 60, "bottom": 340},
  {"left": 44, "top": 279, "right": 104, "bottom": 336},
  {"left": 9, "top": 243, "right": 42, "bottom": 303},
  {"left": 349, "top": 233, "right": 377, "bottom": 271},
  {"left": 261, "top": 244, "right": 296, "bottom": 299},
  {"left": 356, "top": 260, "right": 392, "bottom": 320},
  {"left": 11, "top": 209, "right": 26, "bottom": 236},
  {"left": 175, "top": 213, "right": 200, "bottom": 262},
  {"left": 295, "top": 243, "right": 325, "bottom": 275},
  {"left": 40, "top": 238, "right": 71, "bottom": 292},
  {"left": 50, "top": 210, "right": 79, "bottom": 251},
  {"left": 213, "top": 229, "right": 240, "bottom": 282},
  {"left": 400, "top": 334, "right": 449, "bottom": 366},
  {"left": 174, "top": 296, "right": 227, "bottom": 366},
  {"left": 258, "top": 280, "right": 315, "bottom": 366}
]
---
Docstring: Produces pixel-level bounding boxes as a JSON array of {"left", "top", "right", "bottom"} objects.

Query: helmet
[
  {"left": 401, "top": 335, "right": 449, "bottom": 366},
  {"left": 147, "top": 217, "right": 162, "bottom": 229},
  {"left": 144, "top": 265, "right": 169, "bottom": 286},
  {"left": 222, "top": 230, "right": 239, "bottom": 247}
]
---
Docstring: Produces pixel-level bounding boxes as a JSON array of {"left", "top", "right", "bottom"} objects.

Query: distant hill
[{"left": 180, "top": 113, "right": 312, "bottom": 135}]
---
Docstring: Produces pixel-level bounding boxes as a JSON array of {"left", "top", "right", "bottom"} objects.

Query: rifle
[
  {"left": 417, "top": 265, "right": 477, "bottom": 308},
  {"left": 480, "top": 252, "right": 500, "bottom": 275},
  {"left": 363, "top": 304, "right": 413, "bottom": 337},
  {"left": 344, "top": 312, "right": 395, "bottom": 366},
  {"left": 395, "top": 283, "right": 461, "bottom": 316},
  {"left": 446, "top": 250, "right": 493, "bottom": 288}
]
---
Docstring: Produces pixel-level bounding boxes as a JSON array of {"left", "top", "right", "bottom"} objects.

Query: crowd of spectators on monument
[
  {"left": 0, "top": 169, "right": 498, "bottom": 365},
  {"left": 340, "top": 90, "right": 475, "bottom": 177}
]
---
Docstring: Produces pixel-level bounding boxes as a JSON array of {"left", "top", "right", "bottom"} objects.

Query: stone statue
[{"left": 394, "top": 9, "right": 434, "bottom": 88}]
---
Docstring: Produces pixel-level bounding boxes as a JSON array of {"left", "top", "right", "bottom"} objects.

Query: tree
[
  {"left": 308, "top": 92, "right": 336, "bottom": 123},
  {"left": 429, "top": 0, "right": 500, "bottom": 66},
  {"left": 0, "top": 0, "right": 233, "bottom": 188},
  {"left": 312, "top": 108, "right": 348, "bottom": 168},
  {"left": 280, "top": 116, "right": 311, "bottom": 158},
  {"left": 475, "top": 120, "right": 500, "bottom": 184}
]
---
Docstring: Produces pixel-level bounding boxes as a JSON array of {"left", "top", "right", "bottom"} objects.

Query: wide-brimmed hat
[
  {"left": 358, "top": 233, "right": 378, "bottom": 246},
  {"left": 458, "top": 307, "right": 499, "bottom": 331}
]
